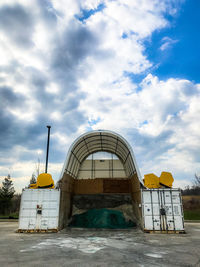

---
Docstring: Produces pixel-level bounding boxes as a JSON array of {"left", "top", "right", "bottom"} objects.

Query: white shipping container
[
  {"left": 18, "top": 189, "right": 60, "bottom": 231},
  {"left": 141, "top": 188, "right": 184, "bottom": 232}
]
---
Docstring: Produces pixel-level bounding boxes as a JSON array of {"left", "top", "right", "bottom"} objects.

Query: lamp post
[{"left": 45, "top": 125, "right": 51, "bottom": 173}]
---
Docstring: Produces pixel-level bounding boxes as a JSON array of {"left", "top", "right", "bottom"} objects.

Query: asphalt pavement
[{"left": 0, "top": 222, "right": 200, "bottom": 266}]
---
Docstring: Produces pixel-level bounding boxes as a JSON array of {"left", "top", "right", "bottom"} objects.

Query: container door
[
  {"left": 18, "top": 189, "right": 60, "bottom": 231},
  {"left": 142, "top": 189, "right": 184, "bottom": 232},
  {"left": 159, "top": 190, "right": 167, "bottom": 231},
  {"left": 143, "top": 201, "right": 161, "bottom": 230},
  {"left": 35, "top": 205, "right": 42, "bottom": 230},
  {"left": 159, "top": 189, "right": 184, "bottom": 231},
  {"left": 19, "top": 190, "right": 37, "bottom": 230},
  {"left": 142, "top": 190, "right": 162, "bottom": 231}
]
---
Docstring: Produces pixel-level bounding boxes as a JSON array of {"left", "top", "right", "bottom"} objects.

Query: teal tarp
[{"left": 69, "top": 208, "right": 136, "bottom": 229}]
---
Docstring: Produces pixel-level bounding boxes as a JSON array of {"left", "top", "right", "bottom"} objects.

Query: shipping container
[
  {"left": 18, "top": 189, "right": 60, "bottom": 232},
  {"left": 141, "top": 188, "right": 184, "bottom": 232}
]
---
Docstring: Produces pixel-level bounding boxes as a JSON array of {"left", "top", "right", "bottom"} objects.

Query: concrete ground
[{"left": 0, "top": 222, "right": 200, "bottom": 267}]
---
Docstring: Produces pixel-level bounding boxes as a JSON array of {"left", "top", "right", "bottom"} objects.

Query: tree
[
  {"left": 35, "top": 158, "right": 40, "bottom": 177},
  {"left": 29, "top": 173, "right": 37, "bottom": 185},
  {"left": 182, "top": 174, "right": 200, "bottom": 196},
  {"left": 194, "top": 173, "right": 200, "bottom": 186},
  {"left": 0, "top": 174, "right": 15, "bottom": 215}
]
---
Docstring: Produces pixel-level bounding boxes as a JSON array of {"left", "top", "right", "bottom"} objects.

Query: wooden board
[
  {"left": 144, "top": 229, "right": 185, "bottom": 234},
  {"left": 103, "top": 179, "right": 130, "bottom": 193},
  {"left": 74, "top": 178, "right": 131, "bottom": 194}
]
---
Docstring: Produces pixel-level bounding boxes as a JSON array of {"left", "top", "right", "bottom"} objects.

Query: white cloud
[
  {"left": 103, "top": 0, "right": 168, "bottom": 38},
  {"left": 79, "top": 73, "right": 200, "bottom": 183},
  {"left": 160, "top": 36, "right": 178, "bottom": 51},
  {"left": 173, "top": 179, "right": 193, "bottom": 189},
  {"left": 0, "top": 0, "right": 197, "bottom": 191}
]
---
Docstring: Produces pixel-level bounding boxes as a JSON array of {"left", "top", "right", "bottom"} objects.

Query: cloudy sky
[{"left": 0, "top": 0, "right": 199, "bottom": 192}]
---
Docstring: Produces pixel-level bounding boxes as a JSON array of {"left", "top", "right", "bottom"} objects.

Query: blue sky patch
[
  {"left": 75, "top": 3, "right": 105, "bottom": 22},
  {"left": 88, "top": 117, "right": 101, "bottom": 126},
  {"left": 123, "top": 71, "right": 146, "bottom": 91},
  {"left": 144, "top": 0, "right": 200, "bottom": 83}
]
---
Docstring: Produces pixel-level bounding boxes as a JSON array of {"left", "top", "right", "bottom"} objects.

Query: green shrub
[{"left": 184, "top": 209, "right": 200, "bottom": 220}]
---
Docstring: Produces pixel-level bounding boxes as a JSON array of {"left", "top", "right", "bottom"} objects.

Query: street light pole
[{"left": 45, "top": 125, "right": 51, "bottom": 173}]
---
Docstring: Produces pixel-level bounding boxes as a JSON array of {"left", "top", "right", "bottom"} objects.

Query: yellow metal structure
[
  {"left": 143, "top": 172, "right": 174, "bottom": 189},
  {"left": 29, "top": 173, "right": 55, "bottom": 189},
  {"left": 159, "top": 171, "right": 174, "bottom": 188},
  {"left": 143, "top": 173, "right": 160, "bottom": 189}
]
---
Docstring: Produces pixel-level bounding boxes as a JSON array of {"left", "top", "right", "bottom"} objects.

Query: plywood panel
[
  {"left": 74, "top": 179, "right": 103, "bottom": 194},
  {"left": 130, "top": 173, "right": 142, "bottom": 226},
  {"left": 103, "top": 179, "right": 130, "bottom": 193},
  {"left": 59, "top": 173, "right": 75, "bottom": 193},
  {"left": 58, "top": 173, "right": 74, "bottom": 229},
  {"left": 74, "top": 178, "right": 131, "bottom": 194}
]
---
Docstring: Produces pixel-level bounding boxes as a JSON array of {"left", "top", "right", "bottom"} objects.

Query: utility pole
[{"left": 45, "top": 125, "right": 51, "bottom": 173}]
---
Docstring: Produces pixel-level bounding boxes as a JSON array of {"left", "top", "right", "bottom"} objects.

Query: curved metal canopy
[{"left": 60, "top": 130, "right": 142, "bottom": 181}]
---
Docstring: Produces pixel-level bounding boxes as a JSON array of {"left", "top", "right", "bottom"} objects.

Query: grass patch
[
  {"left": 0, "top": 213, "right": 19, "bottom": 219},
  {"left": 184, "top": 209, "right": 200, "bottom": 220}
]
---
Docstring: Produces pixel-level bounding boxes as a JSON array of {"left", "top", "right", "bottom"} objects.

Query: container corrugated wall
[
  {"left": 141, "top": 188, "right": 184, "bottom": 232},
  {"left": 18, "top": 189, "right": 60, "bottom": 231}
]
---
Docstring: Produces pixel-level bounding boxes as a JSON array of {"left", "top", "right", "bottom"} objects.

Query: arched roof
[{"left": 60, "top": 130, "right": 142, "bottom": 181}]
